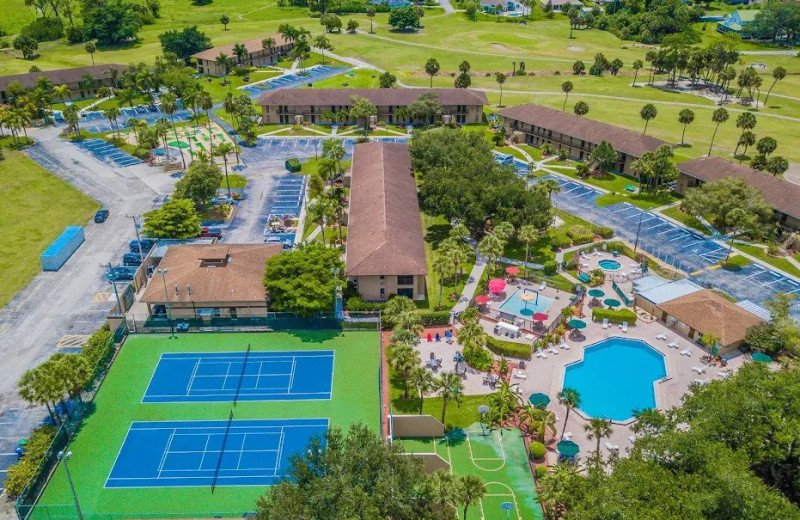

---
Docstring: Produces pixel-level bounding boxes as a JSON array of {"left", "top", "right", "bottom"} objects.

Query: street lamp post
[
  {"left": 633, "top": 210, "right": 645, "bottom": 254},
  {"left": 57, "top": 451, "right": 84, "bottom": 520},
  {"left": 478, "top": 405, "right": 489, "bottom": 436},
  {"left": 157, "top": 268, "right": 176, "bottom": 338}
]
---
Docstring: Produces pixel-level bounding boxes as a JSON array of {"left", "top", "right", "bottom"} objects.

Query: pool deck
[{"left": 482, "top": 280, "right": 575, "bottom": 333}]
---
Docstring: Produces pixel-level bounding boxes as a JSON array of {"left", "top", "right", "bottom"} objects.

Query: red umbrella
[
  {"left": 505, "top": 266, "right": 520, "bottom": 275},
  {"left": 532, "top": 312, "right": 549, "bottom": 321},
  {"left": 475, "top": 294, "right": 490, "bottom": 304},
  {"left": 488, "top": 278, "right": 507, "bottom": 294}
]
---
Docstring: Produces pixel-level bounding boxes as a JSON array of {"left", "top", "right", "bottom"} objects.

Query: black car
[
  {"left": 94, "top": 209, "right": 110, "bottom": 223},
  {"left": 122, "top": 253, "right": 142, "bottom": 266},
  {"left": 108, "top": 266, "right": 137, "bottom": 281}
]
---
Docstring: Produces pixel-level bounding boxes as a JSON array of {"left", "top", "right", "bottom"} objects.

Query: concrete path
[
  {"left": 438, "top": 0, "right": 456, "bottom": 13},
  {"left": 451, "top": 256, "right": 488, "bottom": 315}
]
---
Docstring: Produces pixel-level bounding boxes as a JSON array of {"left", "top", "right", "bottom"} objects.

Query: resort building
[
  {"left": 541, "top": 0, "right": 583, "bottom": 11},
  {"left": 0, "top": 64, "right": 126, "bottom": 105},
  {"left": 717, "top": 9, "right": 759, "bottom": 35},
  {"left": 257, "top": 88, "right": 488, "bottom": 125},
  {"left": 676, "top": 156, "right": 800, "bottom": 232},
  {"left": 345, "top": 142, "right": 427, "bottom": 302},
  {"left": 498, "top": 103, "right": 669, "bottom": 175},
  {"left": 139, "top": 243, "right": 282, "bottom": 320},
  {"left": 480, "top": 0, "right": 524, "bottom": 12},
  {"left": 633, "top": 275, "right": 766, "bottom": 351},
  {"left": 191, "top": 36, "right": 294, "bottom": 77}
]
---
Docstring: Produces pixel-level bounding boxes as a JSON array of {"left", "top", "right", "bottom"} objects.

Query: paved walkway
[
  {"left": 438, "top": 0, "right": 456, "bottom": 13},
  {"left": 452, "top": 255, "right": 488, "bottom": 315}
]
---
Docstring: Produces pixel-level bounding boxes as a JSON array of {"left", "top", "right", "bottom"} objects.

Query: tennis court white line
[
  {"left": 129, "top": 424, "right": 326, "bottom": 431},
  {"left": 197, "top": 435, "right": 211, "bottom": 472},
  {"left": 147, "top": 390, "right": 331, "bottom": 398},
  {"left": 287, "top": 359, "right": 297, "bottom": 393},
  {"left": 273, "top": 428, "right": 285, "bottom": 477},
  {"left": 156, "top": 431, "right": 176, "bottom": 478}
]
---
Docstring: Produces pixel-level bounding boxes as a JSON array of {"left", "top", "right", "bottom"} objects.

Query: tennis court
[
  {"left": 106, "top": 418, "right": 328, "bottom": 488},
  {"left": 142, "top": 350, "right": 334, "bottom": 403}
]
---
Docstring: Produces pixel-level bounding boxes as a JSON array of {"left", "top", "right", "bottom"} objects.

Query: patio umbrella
[
  {"left": 488, "top": 278, "right": 507, "bottom": 294},
  {"left": 587, "top": 289, "right": 605, "bottom": 298},
  {"left": 528, "top": 392, "right": 551, "bottom": 408},
  {"left": 568, "top": 319, "right": 587, "bottom": 330},
  {"left": 603, "top": 298, "right": 621, "bottom": 308},
  {"left": 475, "top": 294, "right": 490, "bottom": 305},
  {"left": 532, "top": 312, "right": 549, "bottom": 322},
  {"left": 518, "top": 291, "right": 536, "bottom": 316},
  {"left": 557, "top": 440, "right": 580, "bottom": 458},
  {"left": 505, "top": 266, "right": 520, "bottom": 276},
  {"left": 710, "top": 344, "right": 719, "bottom": 357},
  {"left": 752, "top": 352, "right": 772, "bottom": 363}
]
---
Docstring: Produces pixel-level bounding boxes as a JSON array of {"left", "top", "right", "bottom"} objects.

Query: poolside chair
[
  {"left": 602, "top": 318, "right": 609, "bottom": 329},
  {"left": 605, "top": 442, "right": 619, "bottom": 452},
  {"left": 547, "top": 343, "right": 559, "bottom": 355},
  {"left": 679, "top": 348, "right": 692, "bottom": 357},
  {"left": 692, "top": 366, "right": 706, "bottom": 374},
  {"left": 539, "top": 282, "right": 547, "bottom": 291},
  {"left": 655, "top": 333, "right": 667, "bottom": 341},
  {"left": 512, "top": 369, "right": 527, "bottom": 380},
  {"left": 535, "top": 347, "right": 547, "bottom": 359},
  {"left": 620, "top": 321, "right": 628, "bottom": 333},
  {"left": 693, "top": 378, "right": 710, "bottom": 385},
  {"left": 562, "top": 431, "right": 573, "bottom": 440},
  {"left": 667, "top": 340, "right": 679, "bottom": 349},
  {"left": 716, "top": 370, "right": 731, "bottom": 379},
  {"left": 559, "top": 339, "right": 570, "bottom": 350}
]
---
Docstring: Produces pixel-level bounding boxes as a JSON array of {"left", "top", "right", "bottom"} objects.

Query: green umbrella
[
  {"left": 752, "top": 352, "right": 772, "bottom": 363},
  {"left": 557, "top": 440, "right": 580, "bottom": 458},
  {"left": 568, "top": 319, "right": 587, "bottom": 330},
  {"left": 588, "top": 289, "right": 605, "bottom": 298},
  {"left": 603, "top": 298, "right": 621, "bottom": 308},
  {"left": 710, "top": 344, "right": 719, "bottom": 357},
  {"left": 528, "top": 393, "right": 551, "bottom": 408}
]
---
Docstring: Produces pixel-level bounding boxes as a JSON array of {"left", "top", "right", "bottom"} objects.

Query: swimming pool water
[
  {"left": 498, "top": 289, "right": 553, "bottom": 318},
  {"left": 598, "top": 259, "right": 622, "bottom": 271},
  {"left": 563, "top": 338, "right": 666, "bottom": 421}
]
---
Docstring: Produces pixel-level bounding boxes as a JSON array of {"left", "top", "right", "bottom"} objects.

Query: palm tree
[
  {"left": 433, "top": 251, "right": 449, "bottom": 310},
  {"left": 733, "top": 112, "right": 757, "bottom": 156},
  {"left": 458, "top": 475, "right": 487, "bottom": 520},
  {"left": 18, "top": 368, "right": 59, "bottom": 425},
  {"left": 427, "top": 470, "right": 459, "bottom": 518},
  {"left": 390, "top": 342, "right": 421, "bottom": 400},
  {"left": 383, "top": 296, "right": 417, "bottom": 328},
  {"left": 556, "top": 387, "right": 581, "bottom": 440},
  {"left": 631, "top": 58, "right": 643, "bottom": 87},
  {"left": 560, "top": 80, "right": 573, "bottom": 112},
  {"left": 215, "top": 53, "right": 231, "bottom": 76},
  {"left": 232, "top": 43, "right": 248, "bottom": 66},
  {"left": 197, "top": 90, "right": 214, "bottom": 147},
  {"left": 678, "top": 108, "right": 694, "bottom": 146},
  {"left": 736, "top": 131, "right": 756, "bottom": 162},
  {"left": 640, "top": 103, "right": 657, "bottom": 134},
  {"left": 366, "top": 5, "right": 376, "bottom": 33},
  {"left": 160, "top": 92, "right": 186, "bottom": 169},
  {"left": 495, "top": 72, "right": 507, "bottom": 107},
  {"left": 457, "top": 320, "right": 486, "bottom": 352},
  {"left": 53, "top": 84, "right": 70, "bottom": 107},
  {"left": 522, "top": 405, "right": 556, "bottom": 440},
  {"left": 307, "top": 199, "right": 334, "bottom": 244},
  {"left": 438, "top": 372, "right": 464, "bottom": 425},
  {"left": 409, "top": 366, "right": 437, "bottom": 414},
  {"left": 763, "top": 66, "right": 786, "bottom": 106},
  {"left": 583, "top": 417, "right": 613, "bottom": 456},
  {"left": 708, "top": 107, "right": 729, "bottom": 156},
  {"left": 478, "top": 233, "right": 504, "bottom": 283},
  {"left": 85, "top": 41, "right": 96, "bottom": 65},
  {"left": 126, "top": 117, "right": 141, "bottom": 146},
  {"left": 156, "top": 117, "right": 171, "bottom": 160},
  {"left": 425, "top": 58, "right": 440, "bottom": 88},
  {"left": 102, "top": 107, "right": 120, "bottom": 139},
  {"left": 518, "top": 224, "right": 538, "bottom": 280},
  {"left": 214, "top": 142, "right": 234, "bottom": 197}
]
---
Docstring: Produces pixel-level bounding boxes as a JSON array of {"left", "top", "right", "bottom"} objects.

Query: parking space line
[{"left": 57, "top": 335, "right": 90, "bottom": 349}]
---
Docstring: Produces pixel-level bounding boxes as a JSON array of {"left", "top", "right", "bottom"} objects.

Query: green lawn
[
  {"left": 37, "top": 331, "right": 381, "bottom": 519},
  {"left": 423, "top": 213, "right": 476, "bottom": 311},
  {"left": 203, "top": 70, "right": 284, "bottom": 102},
  {"left": 661, "top": 205, "right": 712, "bottom": 236},
  {"left": 553, "top": 168, "right": 677, "bottom": 209},
  {"left": 0, "top": 149, "right": 99, "bottom": 307},
  {"left": 733, "top": 243, "right": 800, "bottom": 279},
  {"left": 303, "top": 68, "right": 379, "bottom": 89},
  {"left": 222, "top": 173, "right": 247, "bottom": 189},
  {"left": 94, "top": 93, "right": 154, "bottom": 111},
  {"left": 49, "top": 97, "right": 98, "bottom": 112},
  {"left": 721, "top": 254, "right": 752, "bottom": 270}
]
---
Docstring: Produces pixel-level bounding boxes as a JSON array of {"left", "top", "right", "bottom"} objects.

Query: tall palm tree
[
  {"left": 478, "top": 233, "right": 504, "bottom": 283},
  {"left": 409, "top": 366, "right": 436, "bottom": 414},
  {"left": 390, "top": 343, "right": 420, "bottom": 400},
  {"left": 583, "top": 417, "right": 613, "bottom": 456},
  {"left": 518, "top": 224, "right": 538, "bottom": 280},
  {"left": 640, "top": 103, "right": 657, "bottom": 134},
  {"left": 763, "top": 66, "right": 786, "bottom": 106},
  {"left": 103, "top": 107, "right": 120, "bottom": 139},
  {"left": 215, "top": 142, "right": 234, "bottom": 197},
  {"left": 307, "top": 199, "right": 334, "bottom": 245},
  {"left": 232, "top": 43, "right": 248, "bottom": 66},
  {"left": 433, "top": 251, "right": 450, "bottom": 310},
  {"left": 522, "top": 405, "right": 556, "bottom": 440},
  {"left": 631, "top": 58, "right": 643, "bottom": 87},
  {"left": 457, "top": 319, "right": 486, "bottom": 352},
  {"left": 733, "top": 112, "right": 756, "bottom": 156},
  {"left": 708, "top": 107, "right": 729, "bottom": 156},
  {"left": 126, "top": 117, "right": 141, "bottom": 146},
  {"left": 18, "top": 368, "right": 59, "bottom": 425},
  {"left": 197, "top": 90, "right": 214, "bottom": 147},
  {"left": 556, "top": 387, "right": 581, "bottom": 440},
  {"left": 262, "top": 37, "right": 276, "bottom": 63},
  {"left": 53, "top": 84, "right": 70, "bottom": 107},
  {"left": 427, "top": 470, "right": 459, "bottom": 518},
  {"left": 678, "top": 108, "right": 695, "bottom": 146},
  {"left": 438, "top": 371, "right": 464, "bottom": 425},
  {"left": 560, "top": 81, "right": 573, "bottom": 112},
  {"left": 215, "top": 54, "right": 231, "bottom": 76},
  {"left": 156, "top": 117, "right": 171, "bottom": 160},
  {"left": 458, "top": 475, "right": 487, "bottom": 520},
  {"left": 160, "top": 92, "right": 186, "bottom": 169}
]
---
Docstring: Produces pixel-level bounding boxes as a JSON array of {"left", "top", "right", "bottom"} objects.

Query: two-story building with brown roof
[
  {"left": 345, "top": 142, "right": 428, "bottom": 301},
  {"left": 0, "top": 64, "right": 126, "bottom": 104},
  {"left": 191, "top": 36, "right": 293, "bottom": 77},
  {"left": 676, "top": 156, "right": 800, "bottom": 232},
  {"left": 257, "top": 88, "right": 488, "bottom": 125},
  {"left": 498, "top": 103, "right": 670, "bottom": 175}
]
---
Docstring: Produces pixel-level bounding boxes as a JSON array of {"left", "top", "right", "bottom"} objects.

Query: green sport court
[
  {"left": 33, "top": 331, "right": 380, "bottom": 519},
  {"left": 396, "top": 425, "right": 543, "bottom": 520}
]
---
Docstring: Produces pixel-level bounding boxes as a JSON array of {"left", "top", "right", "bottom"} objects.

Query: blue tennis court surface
[
  {"left": 143, "top": 351, "right": 334, "bottom": 403},
  {"left": 106, "top": 418, "right": 328, "bottom": 488}
]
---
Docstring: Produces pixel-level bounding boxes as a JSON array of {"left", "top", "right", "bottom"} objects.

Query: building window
[
  {"left": 397, "top": 275, "right": 414, "bottom": 286},
  {"left": 397, "top": 288, "right": 414, "bottom": 299}
]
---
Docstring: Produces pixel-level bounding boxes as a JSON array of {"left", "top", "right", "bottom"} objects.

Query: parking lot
[
  {"left": 542, "top": 175, "right": 800, "bottom": 320},
  {"left": 73, "top": 138, "right": 142, "bottom": 167},
  {"left": 239, "top": 65, "right": 348, "bottom": 98},
  {"left": 251, "top": 136, "right": 407, "bottom": 161}
]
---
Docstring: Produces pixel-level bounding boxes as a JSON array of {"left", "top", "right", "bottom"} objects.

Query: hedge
[
  {"left": 285, "top": 158, "right": 302, "bottom": 172},
  {"left": 346, "top": 296, "right": 386, "bottom": 312},
  {"left": 418, "top": 310, "right": 451, "bottom": 326},
  {"left": 4, "top": 425, "right": 57, "bottom": 497},
  {"left": 486, "top": 336, "right": 532, "bottom": 360},
  {"left": 535, "top": 465, "right": 548, "bottom": 478},
  {"left": 591, "top": 307, "right": 637, "bottom": 325}
]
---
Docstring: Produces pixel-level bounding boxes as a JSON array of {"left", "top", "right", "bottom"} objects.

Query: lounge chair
[
  {"left": 535, "top": 347, "right": 547, "bottom": 359},
  {"left": 539, "top": 282, "right": 547, "bottom": 291},
  {"left": 605, "top": 442, "right": 619, "bottom": 452},
  {"left": 716, "top": 370, "right": 731, "bottom": 379},
  {"left": 693, "top": 378, "right": 710, "bottom": 385},
  {"left": 559, "top": 339, "right": 570, "bottom": 350},
  {"left": 655, "top": 333, "right": 667, "bottom": 341},
  {"left": 620, "top": 321, "right": 628, "bottom": 333},
  {"left": 512, "top": 369, "right": 527, "bottom": 380},
  {"left": 667, "top": 340, "right": 679, "bottom": 349},
  {"left": 602, "top": 318, "right": 609, "bottom": 329},
  {"left": 692, "top": 366, "right": 706, "bottom": 374},
  {"left": 563, "top": 431, "right": 573, "bottom": 440},
  {"left": 680, "top": 348, "right": 692, "bottom": 357},
  {"left": 547, "top": 343, "right": 559, "bottom": 355}
]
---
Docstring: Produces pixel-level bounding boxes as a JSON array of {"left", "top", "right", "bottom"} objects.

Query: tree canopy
[
  {"left": 388, "top": 5, "right": 421, "bottom": 31},
  {"left": 159, "top": 26, "right": 211, "bottom": 64},
  {"left": 142, "top": 199, "right": 201, "bottom": 238},
  {"left": 83, "top": 0, "right": 143, "bottom": 45},
  {"left": 173, "top": 160, "right": 222, "bottom": 205},
  {"left": 263, "top": 244, "right": 343, "bottom": 316},
  {"left": 683, "top": 177, "right": 772, "bottom": 233}
]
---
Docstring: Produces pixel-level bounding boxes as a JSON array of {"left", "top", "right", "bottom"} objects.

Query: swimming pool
[
  {"left": 498, "top": 289, "right": 553, "bottom": 318},
  {"left": 598, "top": 259, "right": 622, "bottom": 271},
  {"left": 563, "top": 338, "right": 666, "bottom": 422}
]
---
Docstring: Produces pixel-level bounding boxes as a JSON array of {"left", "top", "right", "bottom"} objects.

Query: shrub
[
  {"left": 132, "top": 147, "right": 151, "bottom": 159},
  {"left": 535, "top": 465, "right": 548, "bottom": 478},
  {"left": 463, "top": 345, "right": 493, "bottom": 371},
  {"left": 547, "top": 229, "right": 572, "bottom": 249},
  {"left": 566, "top": 224, "right": 595, "bottom": 245},
  {"left": 285, "top": 158, "right": 302, "bottom": 172},
  {"left": 21, "top": 17, "right": 64, "bottom": 42},
  {"left": 591, "top": 307, "right": 637, "bottom": 325},
  {"left": 486, "top": 336, "right": 532, "bottom": 360},
  {"left": 346, "top": 297, "right": 387, "bottom": 311},
  {"left": 377, "top": 120, "right": 386, "bottom": 127},
  {"left": 529, "top": 441, "right": 546, "bottom": 460},
  {"left": 598, "top": 226, "right": 614, "bottom": 239},
  {"left": 418, "top": 310, "right": 451, "bottom": 326},
  {"left": 557, "top": 148, "right": 568, "bottom": 161},
  {"left": 66, "top": 25, "right": 86, "bottom": 44},
  {"left": 3, "top": 425, "right": 57, "bottom": 497},
  {"left": 543, "top": 260, "right": 557, "bottom": 276}
]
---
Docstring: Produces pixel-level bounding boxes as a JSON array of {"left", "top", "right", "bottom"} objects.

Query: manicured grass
[
  {"left": 203, "top": 70, "right": 283, "bottom": 102},
  {"left": 495, "top": 145, "right": 527, "bottom": 161},
  {"left": 552, "top": 168, "right": 677, "bottom": 209},
  {"left": 303, "top": 68, "right": 380, "bottom": 89},
  {"left": 423, "top": 212, "right": 476, "bottom": 311},
  {"left": 0, "top": 149, "right": 99, "bottom": 307},
  {"left": 49, "top": 98, "right": 98, "bottom": 111},
  {"left": 38, "top": 331, "right": 381, "bottom": 518},
  {"left": 94, "top": 93, "right": 154, "bottom": 111},
  {"left": 222, "top": 173, "right": 246, "bottom": 189},
  {"left": 595, "top": 191, "right": 678, "bottom": 210},
  {"left": 661, "top": 205, "right": 712, "bottom": 236},
  {"left": 733, "top": 243, "right": 800, "bottom": 278},
  {"left": 720, "top": 254, "right": 752, "bottom": 270}
]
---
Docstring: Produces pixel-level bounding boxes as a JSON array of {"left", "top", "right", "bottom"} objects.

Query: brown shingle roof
[
  {"left": 141, "top": 244, "right": 282, "bottom": 304},
  {"left": 191, "top": 36, "right": 290, "bottom": 62},
  {"left": 257, "top": 88, "right": 489, "bottom": 108},
  {"left": 658, "top": 289, "right": 764, "bottom": 347},
  {"left": 346, "top": 142, "right": 428, "bottom": 277},
  {"left": 677, "top": 156, "right": 800, "bottom": 220},
  {"left": 499, "top": 103, "right": 669, "bottom": 157},
  {"left": 0, "top": 64, "right": 126, "bottom": 91}
]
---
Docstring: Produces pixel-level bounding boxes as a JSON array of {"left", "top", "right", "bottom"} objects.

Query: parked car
[
  {"left": 210, "top": 195, "right": 234, "bottom": 205},
  {"left": 123, "top": 253, "right": 142, "bottom": 266},
  {"left": 108, "top": 266, "right": 137, "bottom": 281},
  {"left": 200, "top": 227, "right": 223, "bottom": 238},
  {"left": 94, "top": 209, "right": 110, "bottom": 223},
  {"left": 129, "top": 238, "right": 156, "bottom": 253}
]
